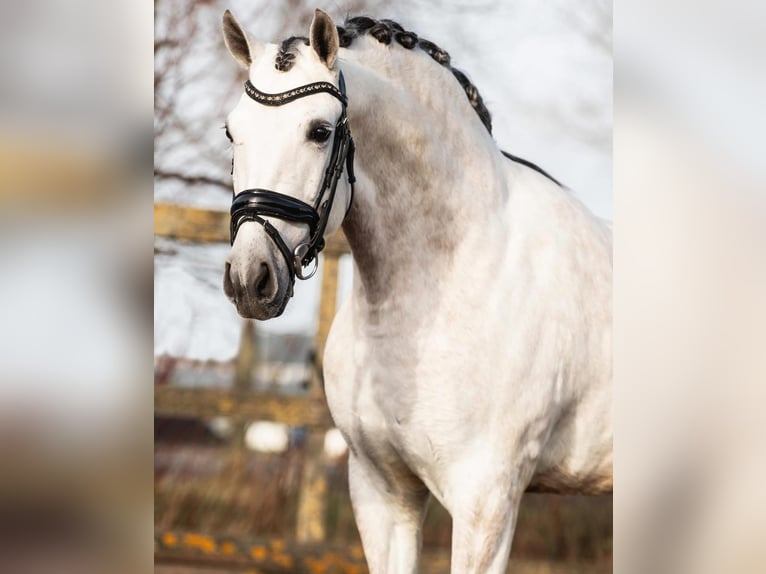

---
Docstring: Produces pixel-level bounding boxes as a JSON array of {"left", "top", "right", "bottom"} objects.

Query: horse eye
[
  {"left": 308, "top": 126, "right": 331, "bottom": 143},
  {"left": 224, "top": 126, "right": 233, "bottom": 142}
]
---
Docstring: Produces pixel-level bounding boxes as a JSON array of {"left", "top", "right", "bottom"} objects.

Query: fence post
[
  {"left": 295, "top": 252, "right": 340, "bottom": 543},
  {"left": 228, "top": 319, "right": 255, "bottom": 475}
]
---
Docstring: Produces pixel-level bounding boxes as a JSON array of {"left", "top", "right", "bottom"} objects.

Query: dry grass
[{"left": 155, "top": 441, "right": 612, "bottom": 568}]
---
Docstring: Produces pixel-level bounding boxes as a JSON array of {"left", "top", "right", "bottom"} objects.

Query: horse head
[{"left": 221, "top": 10, "right": 354, "bottom": 320}]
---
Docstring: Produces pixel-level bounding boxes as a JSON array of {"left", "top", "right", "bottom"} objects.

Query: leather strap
[
  {"left": 232, "top": 213, "right": 297, "bottom": 297},
  {"left": 244, "top": 80, "right": 347, "bottom": 107},
  {"left": 231, "top": 190, "right": 320, "bottom": 240}
]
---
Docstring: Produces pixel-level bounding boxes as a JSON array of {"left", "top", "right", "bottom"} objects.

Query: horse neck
[{"left": 339, "top": 57, "right": 503, "bottom": 309}]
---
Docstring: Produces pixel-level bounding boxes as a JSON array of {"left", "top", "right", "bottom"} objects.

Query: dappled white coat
[{"left": 222, "top": 10, "right": 611, "bottom": 574}]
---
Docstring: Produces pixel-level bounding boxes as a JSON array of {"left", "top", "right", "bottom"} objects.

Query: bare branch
[{"left": 154, "top": 167, "right": 230, "bottom": 191}]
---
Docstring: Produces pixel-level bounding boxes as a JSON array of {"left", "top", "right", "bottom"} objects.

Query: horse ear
[
  {"left": 222, "top": 10, "right": 259, "bottom": 68},
  {"left": 309, "top": 9, "right": 339, "bottom": 68}
]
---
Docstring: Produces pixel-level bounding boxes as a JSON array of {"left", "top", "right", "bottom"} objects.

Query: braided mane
[{"left": 272, "top": 16, "right": 493, "bottom": 134}]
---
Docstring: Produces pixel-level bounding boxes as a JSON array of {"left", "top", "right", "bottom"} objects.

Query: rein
[{"left": 229, "top": 70, "right": 356, "bottom": 294}]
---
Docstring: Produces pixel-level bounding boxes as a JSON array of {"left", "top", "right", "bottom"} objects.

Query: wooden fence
[{"left": 155, "top": 202, "right": 354, "bottom": 570}]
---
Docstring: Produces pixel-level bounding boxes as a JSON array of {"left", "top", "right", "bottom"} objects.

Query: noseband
[{"left": 229, "top": 71, "right": 356, "bottom": 295}]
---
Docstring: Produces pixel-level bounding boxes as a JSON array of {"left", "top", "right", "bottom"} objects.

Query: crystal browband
[{"left": 244, "top": 80, "right": 347, "bottom": 107}]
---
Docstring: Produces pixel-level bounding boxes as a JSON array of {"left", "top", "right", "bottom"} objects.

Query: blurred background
[{"left": 154, "top": 1, "right": 612, "bottom": 572}]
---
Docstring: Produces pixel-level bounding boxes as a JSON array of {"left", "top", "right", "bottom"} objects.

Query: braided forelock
[
  {"left": 274, "top": 35, "right": 309, "bottom": 72},
  {"left": 334, "top": 16, "right": 493, "bottom": 133}
]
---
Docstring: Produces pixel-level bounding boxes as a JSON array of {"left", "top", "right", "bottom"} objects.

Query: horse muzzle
[{"left": 224, "top": 243, "right": 291, "bottom": 320}]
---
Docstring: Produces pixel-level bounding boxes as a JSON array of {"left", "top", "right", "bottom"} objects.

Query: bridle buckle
[{"left": 293, "top": 243, "right": 319, "bottom": 280}]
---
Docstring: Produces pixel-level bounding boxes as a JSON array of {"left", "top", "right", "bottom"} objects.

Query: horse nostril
[
  {"left": 223, "top": 261, "right": 236, "bottom": 299},
  {"left": 254, "top": 263, "right": 273, "bottom": 299}
]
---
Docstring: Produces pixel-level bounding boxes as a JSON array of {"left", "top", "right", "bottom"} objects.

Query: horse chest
[
  {"left": 340, "top": 356, "right": 426, "bottom": 449},
  {"left": 343, "top": 377, "right": 450, "bottom": 492},
  {"left": 325, "top": 327, "right": 472, "bottom": 489}
]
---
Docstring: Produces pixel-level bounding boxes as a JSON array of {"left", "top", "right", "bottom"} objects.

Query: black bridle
[{"left": 229, "top": 70, "right": 356, "bottom": 294}]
